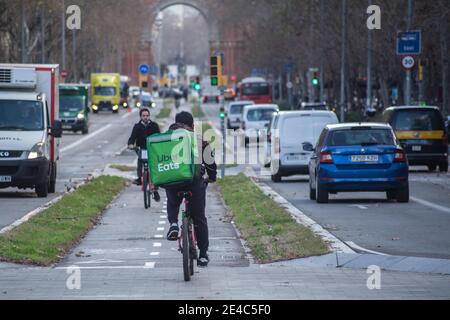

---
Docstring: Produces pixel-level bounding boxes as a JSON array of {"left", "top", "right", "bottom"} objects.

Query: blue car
[{"left": 308, "top": 123, "right": 409, "bottom": 203}]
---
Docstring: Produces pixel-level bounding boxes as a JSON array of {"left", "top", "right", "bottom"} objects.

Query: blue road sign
[
  {"left": 139, "top": 64, "right": 150, "bottom": 75},
  {"left": 397, "top": 31, "right": 421, "bottom": 55},
  {"left": 149, "top": 65, "right": 158, "bottom": 75}
]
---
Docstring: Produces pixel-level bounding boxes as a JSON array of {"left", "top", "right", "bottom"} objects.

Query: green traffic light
[
  {"left": 312, "top": 78, "right": 319, "bottom": 86},
  {"left": 220, "top": 113, "right": 225, "bottom": 119},
  {"left": 195, "top": 84, "right": 201, "bottom": 91},
  {"left": 211, "top": 77, "right": 218, "bottom": 86}
]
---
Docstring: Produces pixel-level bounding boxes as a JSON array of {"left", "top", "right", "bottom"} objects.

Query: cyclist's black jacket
[
  {"left": 128, "top": 120, "right": 161, "bottom": 150},
  {"left": 168, "top": 122, "right": 217, "bottom": 182}
]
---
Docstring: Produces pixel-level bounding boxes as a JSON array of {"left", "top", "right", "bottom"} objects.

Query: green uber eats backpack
[{"left": 146, "top": 129, "right": 201, "bottom": 189}]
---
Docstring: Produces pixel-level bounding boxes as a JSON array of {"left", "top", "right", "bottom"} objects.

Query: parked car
[
  {"left": 263, "top": 112, "right": 281, "bottom": 168},
  {"left": 269, "top": 111, "right": 339, "bottom": 182},
  {"left": 382, "top": 106, "right": 448, "bottom": 172},
  {"left": 241, "top": 104, "right": 279, "bottom": 148},
  {"left": 308, "top": 123, "right": 409, "bottom": 203},
  {"left": 298, "top": 102, "right": 329, "bottom": 111},
  {"left": 140, "top": 92, "right": 156, "bottom": 109},
  {"left": 226, "top": 100, "right": 254, "bottom": 130}
]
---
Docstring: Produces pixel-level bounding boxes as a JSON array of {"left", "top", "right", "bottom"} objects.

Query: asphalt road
[
  {"left": 0, "top": 104, "right": 160, "bottom": 231},
  {"left": 204, "top": 100, "right": 450, "bottom": 260}
]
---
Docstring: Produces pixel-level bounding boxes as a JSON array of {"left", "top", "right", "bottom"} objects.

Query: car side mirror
[
  {"left": 51, "top": 120, "right": 63, "bottom": 138},
  {"left": 303, "top": 142, "right": 314, "bottom": 152}
]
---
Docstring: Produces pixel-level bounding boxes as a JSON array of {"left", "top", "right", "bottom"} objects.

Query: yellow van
[
  {"left": 382, "top": 106, "right": 448, "bottom": 172},
  {"left": 90, "top": 73, "right": 121, "bottom": 114}
]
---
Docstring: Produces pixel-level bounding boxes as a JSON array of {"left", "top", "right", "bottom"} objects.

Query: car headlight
[
  {"left": 123, "top": 103, "right": 128, "bottom": 108},
  {"left": 77, "top": 113, "right": 85, "bottom": 120},
  {"left": 136, "top": 102, "right": 142, "bottom": 108},
  {"left": 28, "top": 142, "right": 45, "bottom": 159},
  {"left": 113, "top": 105, "right": 119, "bottom": 110},
  {"left": 151, "top": 102, "right": 156, "bottom": 108},
  {"left": 92, "top": 105, "right": 98, "bottom": 110}
]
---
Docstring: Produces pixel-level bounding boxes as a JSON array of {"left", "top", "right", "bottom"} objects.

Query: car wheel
[
  {"left": 386, "top": 190, "right": 396, "bottom": 201},
  {"left": 309, "top": 182, "right": 316, "bottom": 200},
  {"left": 36, "top": 180, "right": 49, "bottom": 198},
  {"left": 316, "top": 182, "right": 328, "bottom": 203},
  {"left": 428, "top": 164, "right": 437, "bottom": 172},
  {"left": 439, "top": 161, "right": 448, "bottom": 173},
  {"left": 271, "top": 174, "right": 282, "bottom": 183},
  {"left": 396, "top": 185, "right": 410, "bottom": 203}
]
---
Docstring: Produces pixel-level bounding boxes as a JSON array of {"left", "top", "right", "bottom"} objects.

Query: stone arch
[{"left": 151, "top": 0, "right": 219, "bottom": 42}]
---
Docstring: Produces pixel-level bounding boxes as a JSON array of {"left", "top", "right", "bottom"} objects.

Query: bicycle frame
[{"left": 178, "top": 193, "right": 198, "bottom": 253}]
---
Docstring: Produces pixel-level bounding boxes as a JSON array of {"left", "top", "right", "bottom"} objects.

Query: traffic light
[
  {"left": 194, "top": 76, "right": 201, "bottom": 91},
  {"left": 139, "top": 74, "right": 148, "bottom": 88},
  {"left": 210, "top": 55, "right": 222, "bottom": 87},
  {"left": 312, "top": 72, "right": 319, "bottom": 86},
  {"left": 219, "top": 106, "right": 226, "bottom": 119}
]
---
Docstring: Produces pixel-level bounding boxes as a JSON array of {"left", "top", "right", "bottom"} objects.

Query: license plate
[
  {"left": 287, "top": 155, "right": 308, "bottom": 161},
  {"left": 351, "top": 155, "right": 379, "bottom": 162},
  {"left": 0, "top": 176, "right": 12, "bottom": 182},
  {"left": 412, "top": 145, "right": 422, "bottom": 152}
]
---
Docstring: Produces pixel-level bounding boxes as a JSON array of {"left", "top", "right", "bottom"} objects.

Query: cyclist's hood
[{"left": 168, "top": 123, "right": 193, "bottom": 132}]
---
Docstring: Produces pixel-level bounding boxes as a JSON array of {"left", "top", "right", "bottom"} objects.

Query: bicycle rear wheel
[
  {"left": 143, "top": 172, "right": 151, "bottom": 209},
  {"left": 182, "top": 217, "right": 191, "bottom": 282},
  {"left": 189, "top": 231, "right": 195, "bottom": 276}
]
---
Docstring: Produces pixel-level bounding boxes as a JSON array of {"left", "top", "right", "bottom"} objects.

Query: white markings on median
[
  {"left": 411, "top": 197, "right": 450, "bottom": 214},
  {"left": 154, "top": 235, "right": 163, "bottom": 239},
  {"left": 153, "top": 243, "right": 162, "bottom": 247},
  {"left": 157, "top": 227, "right": 164, "bottom": 231},
  {"left": 159, "top": 221, "right": 166, "bottom": 225},
  {"left": 150, "top": 252, "right": 160, "bottom": 256},
  {"left": 60, "top": 124, "right": 113, "bottom": 153},
  {"left": 349, "top": 205, "right": 369, "bottom": 210},
  {"left": 346, "top": 241, "right": 389, "bottom": 256},
  {"left": 144, "top": 262, "right": 155, "bottom": 269},
  {"left": 160, "top": 215, "right": 167, "bottom": 219}
]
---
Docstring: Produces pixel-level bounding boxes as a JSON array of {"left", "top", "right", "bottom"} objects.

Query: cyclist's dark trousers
[
  {"left": 166, "top": 179, "right": 208, "bottom": 256},
  {"left": 137, "top": 159, "right": 143, "bottom": 180}
]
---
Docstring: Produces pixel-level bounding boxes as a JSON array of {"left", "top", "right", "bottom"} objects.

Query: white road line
[
  {"left": 150, "top": 252, "right": 160, "bottom": 256},
  {"left": 60, "top": 124, "right": 112, "bottom": 153},
  {"left": 411, "top": 197, "right": 450, "bottom": 214},
  {"left": 144, "top": 262, "right": 156, "bottom": 269},
  {"left": 160, "top": 215, "right": 167, "bottom": 218},
  {"left": 345, "top": 241, "right": 389, "bottom": 256},
  {"left": 154, "top": 235, "right": 163, "bottom": 239},
  {"left": 157, "top": 227, "right": 164, "bottom": 231},
  {"left": 153, "top": 242, "right": 162, "bottom": 247},
  {"left": 158, "top": 221, "right": 166, "bottom": 225},
  {"left": 56, "top": 265, "right": 152, "bottom": 270},
  {"left": 349, "top": 205, "right": 369, "bottom": 210}
]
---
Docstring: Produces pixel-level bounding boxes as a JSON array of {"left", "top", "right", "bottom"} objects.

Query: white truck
[{"left": 0, "top": 64, "right": 62, "bottom": 197}]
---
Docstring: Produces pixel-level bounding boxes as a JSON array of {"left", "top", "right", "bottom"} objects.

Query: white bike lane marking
[
  {"left": 411, "top": 197, "right": 450, "bottom": 214},
  {"left": 60, "top": 124, "right": 112, "bottom": 154}
]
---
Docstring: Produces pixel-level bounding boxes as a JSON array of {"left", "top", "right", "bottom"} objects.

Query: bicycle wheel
[
  {"left": 189, "top": 229, "right": 195, "bottom": 276},
  {"left": 143, "top": 172, "right": 151, "bottom": 209},
  {"left": 182, "top": 217, "right": 191, "bottom": 282}
]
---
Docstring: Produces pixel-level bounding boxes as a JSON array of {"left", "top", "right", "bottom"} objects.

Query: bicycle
[
  {"left": 177, "top": 191, "right": 198, "bottom": 282},
  {"left": 134, "top": 147, "right": 152, "bottom": 209}
]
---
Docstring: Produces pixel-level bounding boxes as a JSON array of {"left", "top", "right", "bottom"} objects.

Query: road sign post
[{"left": 397, "top": 31, "right": 421, "bottom": 106}]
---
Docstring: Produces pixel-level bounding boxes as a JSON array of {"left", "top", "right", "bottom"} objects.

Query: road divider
[
  {"left": 217, "top": 173, "right": 331, "bottom": 263},
  {"left": 0, "top": 176, "right": 126, "bottom": 266}
]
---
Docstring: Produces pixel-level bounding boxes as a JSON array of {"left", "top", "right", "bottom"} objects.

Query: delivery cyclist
[
  {"left": 165, "top": 112, "right": 217, "bottom": 268},
  {"left": 128, "top": 108, "right": 161, "bottom": 202}
]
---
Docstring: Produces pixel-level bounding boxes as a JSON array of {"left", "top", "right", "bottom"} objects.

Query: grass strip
[
  {"left": 192, "top": 104, "right": 205, "bottom": 119},
  {"left": 0, "top": 176, "right": 125, "bottom": 266},
  {"left": 156, "top": 107, "right": 172, "bottom": 119},
  {"left": 110, "top": 164, "right": 136, "bottom": 172},
  {"left": 217, "top": 174, "right": 330, "bottom": 263}
]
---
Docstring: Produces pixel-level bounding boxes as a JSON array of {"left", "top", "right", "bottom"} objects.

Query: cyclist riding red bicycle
[
  {"left": 165, "top": 112, "right": 217, "bottom": 268},
  {"left": 128, "top": 108, "right": 161, "bottom": 202}
]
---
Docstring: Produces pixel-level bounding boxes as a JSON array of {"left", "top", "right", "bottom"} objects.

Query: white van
[
  {"left": 227, "top": 100, "right": 254, "bottom": 129},
  {"left": 270, "top": 111, "right": 339, "bottom": 182},
  {"left": 242, "top": 104, "right": 279, "bottom": 147}
]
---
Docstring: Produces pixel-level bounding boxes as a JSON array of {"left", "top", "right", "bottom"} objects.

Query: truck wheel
[
  {"left": 316, "top": 182, "right": 329, "bottom": 203},
  {"left": 48, "top": 163, "right": 57, "bottom": 194},
  {"left": 271, "top": 174, "right": 282, "bottom": 183},
  {"left": 36, "top": 181, "right": 49, "bottom": 198},
  {"left": 439, "top": 161, "right": 448, "bottom": 173},
  {"left": 309, "top": 183, "right": 316, "bottom": 200},
  {"left": 396, "top": 185, "right": 410, "bottom": 203}
]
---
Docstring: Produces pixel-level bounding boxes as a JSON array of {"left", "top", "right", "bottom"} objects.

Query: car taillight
[
  {"left": 394, "top": 149, "right": 406, "bottom": 162},
  {"left": 320, "top": 152, "right": 333, "bottom": 164}
]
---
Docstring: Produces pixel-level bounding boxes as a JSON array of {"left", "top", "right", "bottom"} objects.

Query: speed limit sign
[{"left": 402, "top": 56, "right": 415, "bottom": 70}]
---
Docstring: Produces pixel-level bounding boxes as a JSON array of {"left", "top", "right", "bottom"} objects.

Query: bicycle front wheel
[
  {"left": 143, "top": 173, "right": 151, "bottom": 209},
  {"left": 182, "top": 217, "right": 191, "bottom": 282}
]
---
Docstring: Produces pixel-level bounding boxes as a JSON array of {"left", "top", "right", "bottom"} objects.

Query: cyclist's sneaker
[
  {"left": 197, "top": 255, "right": 210, "bottom": 268},
  {"left": 153, "top": 191, "right": 161, "bottom": 202},
  {"left": 133, "top": 178, "right": 141, "bottom": 186},
  {"left": 166, "top": 223, "right": 179, "bottom": 241}
]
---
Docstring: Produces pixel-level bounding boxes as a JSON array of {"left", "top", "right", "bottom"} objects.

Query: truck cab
[
  {"left": 0, "top": 65, "right": 62, "bottom": 197},
  {"left": 59, "top": 84, "right": 90, "bottom": 134},
  {"left": 90, "top": 73, "right": 121, "bottom": 114}
]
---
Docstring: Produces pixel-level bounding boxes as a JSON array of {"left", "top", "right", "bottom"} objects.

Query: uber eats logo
[{"left": 157, "top": 154, "right": 180, "bottom": 172}]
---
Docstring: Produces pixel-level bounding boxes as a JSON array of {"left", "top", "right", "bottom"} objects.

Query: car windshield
[
  {"left": 242, "top": 83, "right": 270, "bottom": 96},
  {"left": 328, "top": 129, "right": 395, "bottom": 146},
  {"left": 230, "top": 104, "right": 249, "bottom": 114},
  {"left": 393, "top": 109, "right": 444, "bottom": 131},
  {"left": 0, "top": 100, "right": 44, "bottom": 131},
  {"left": 60, "top": 96, "right": 84, "bottom": 112},
  {"left": 247, "top": 109, "right": 276, "bottom": 122},
  {"left": 94, "top": 86, "right": 116, "bottom": 96}
]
